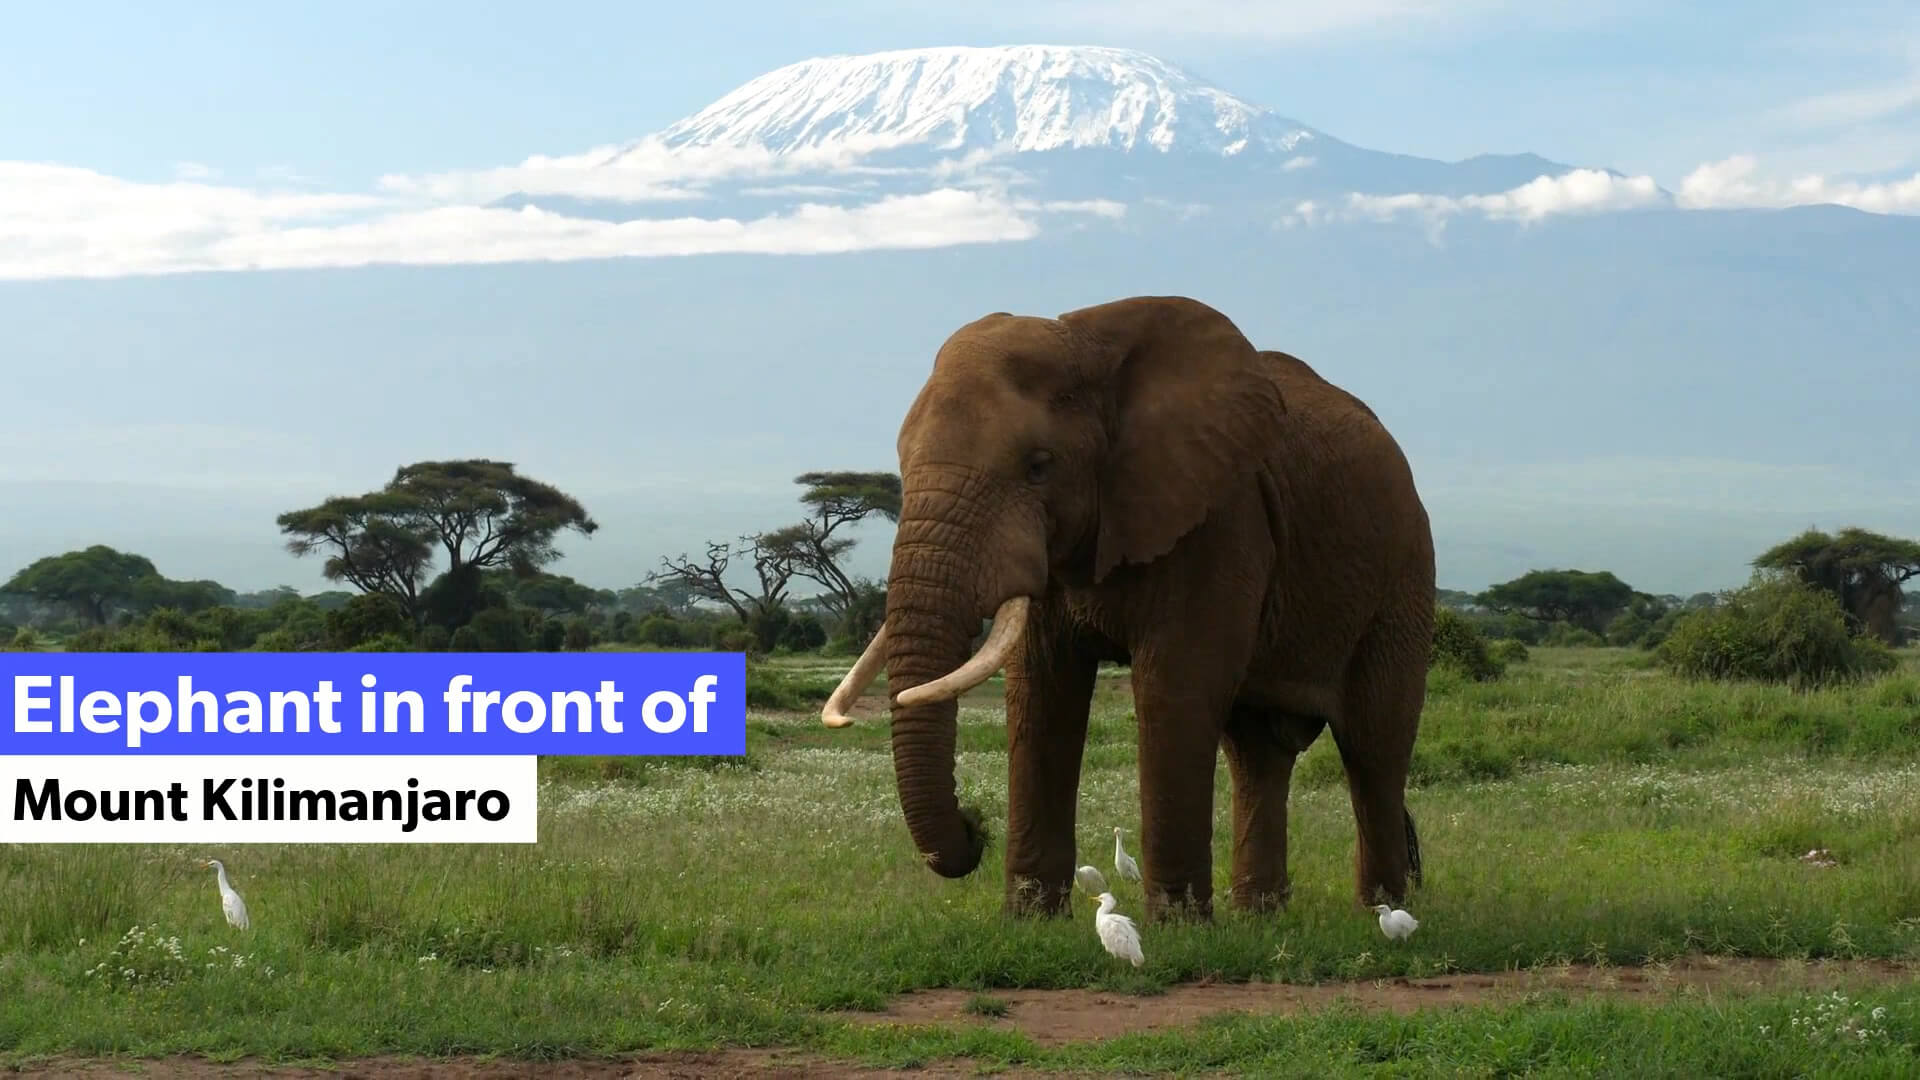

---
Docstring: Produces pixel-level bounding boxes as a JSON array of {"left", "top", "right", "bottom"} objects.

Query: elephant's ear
[{"left": 1059, "top": 296, "right": 1287, "bottom": 584}]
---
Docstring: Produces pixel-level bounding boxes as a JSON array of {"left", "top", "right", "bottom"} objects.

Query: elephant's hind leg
[
  {"left": 1330, "top": 610, "right": 1426, "bottom": 908},
  {"left": 1223, "top": 706, "right": 1326, "bottom": 913}
]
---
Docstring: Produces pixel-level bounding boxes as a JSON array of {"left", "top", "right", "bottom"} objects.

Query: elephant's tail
[{"left": 1404, "top": 807, "right": 1423, "bottom": 889}]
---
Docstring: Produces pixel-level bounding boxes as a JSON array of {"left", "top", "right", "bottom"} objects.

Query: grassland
[{"left": 4, "top": 646, "right": 1919, "bottom": 1076}]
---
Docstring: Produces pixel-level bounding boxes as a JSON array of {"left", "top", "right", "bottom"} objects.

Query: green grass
[{"left": 3, "top": 646, "right": 1919, "bottom": 1073}]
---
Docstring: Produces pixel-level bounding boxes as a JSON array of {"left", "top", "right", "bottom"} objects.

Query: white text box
[{"left": 1, "top": 755, "right": 538, "bottom": 843}]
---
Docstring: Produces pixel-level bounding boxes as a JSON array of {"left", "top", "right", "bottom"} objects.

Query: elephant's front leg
[
  {"left": 1131, "top": 661, "right": 1233, "bottom": 922},
  {"left": 1002, "top": 622, "right": 1098, "bottom": 918}
]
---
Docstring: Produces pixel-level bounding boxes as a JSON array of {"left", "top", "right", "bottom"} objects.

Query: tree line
[
  {"left": 2, "top": 458, "right": 1916, "bottom": 662},
  {"left": 0, "top": 459, "right": 899, "bottom": 656}
]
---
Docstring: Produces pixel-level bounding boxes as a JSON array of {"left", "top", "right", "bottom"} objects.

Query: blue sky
[{"left": 6, "top": 0, "right": 1915, "bottom": 191}]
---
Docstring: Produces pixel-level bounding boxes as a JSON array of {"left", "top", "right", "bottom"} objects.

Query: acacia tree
[
  {"left": 1754, "top": 526, "right": 1920, "bottom": 644},
  {"left": 651, "top": 536, "right": 798, "bottom": 624},
  {"left": 276, "top": 493, "right": 436, "bottom": 618},
  {"left": 764, "top": 472, "right": 899, "bottom": 616},
  {"left": 3, "top": 545, "right": 161, "bottom": 625},
  {"left": 650, "top": 534, "right": 803, "bottom": 649},
  {"left": 277, "top": 459, "right": 598, "bottom": 626},
  {"left": 1475, "top": 569, "right": 1640, "bottom": 635}
]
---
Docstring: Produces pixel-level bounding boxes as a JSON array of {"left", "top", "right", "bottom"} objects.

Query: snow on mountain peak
[{"left": 636, "top": 45, "right": 1316, "bottom": 161}]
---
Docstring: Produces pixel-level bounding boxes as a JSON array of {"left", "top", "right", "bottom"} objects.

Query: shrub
[
  {"left": 1430, "top": 606, "right": 1505, "bottom": 681},
  {"left": 323, "top": 592, "right": 412, "bottom": 650},
  {"left": 778, "top": 612, "right": 827, "bottom": 652},
  {"left": 634, "top": 615, "right": 688, "bottom": 648},
  {"left": 1605, "top": 610, "right": 1652, "bottom": 646},
  {"left": 745, "top": 666, "right": 842, "bottom": 710},
  {"left": 1655, "top": 574, "right": 1901, "bottom": 686},
  {"left": 1543, "top": 622, "right": 1605, "bottom": 647},
  {"left": 1489, "top": 637, "right": 1530, "bottom": 665},
  {"left": 463, "top": 608, "right": 532, "bottom": 651}
]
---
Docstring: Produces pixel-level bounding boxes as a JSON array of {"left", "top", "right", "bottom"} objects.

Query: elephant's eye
[{"left": 1026, "top": 450, "right": 1053, "bottom": 485}]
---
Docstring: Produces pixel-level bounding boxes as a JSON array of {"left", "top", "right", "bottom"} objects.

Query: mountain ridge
[{"left": 498, "top": 43, "right": 1648, "bottom": 220}]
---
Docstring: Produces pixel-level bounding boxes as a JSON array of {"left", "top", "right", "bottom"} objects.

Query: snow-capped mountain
[
  {"left": 639, "top": 45, "right": 1318, "bottom": 160},
  {"left": 499, "top": 44, "right": 1606, "bottom": 219}
]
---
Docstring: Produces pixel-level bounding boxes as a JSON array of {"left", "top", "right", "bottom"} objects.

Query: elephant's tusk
[
  {"left": 821, "top": 624, "right": 889, "bottom": 728},
  {"left": 894, "top": 596, "right": 1031, "bottom": 708}
]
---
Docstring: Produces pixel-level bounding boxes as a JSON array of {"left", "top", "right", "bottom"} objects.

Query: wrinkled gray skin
[{"left": 822, "top": 295, "right": 1433, "bottom": 923}]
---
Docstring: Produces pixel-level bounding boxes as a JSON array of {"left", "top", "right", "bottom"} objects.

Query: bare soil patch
[
  {"left": 8, "top": 957, "right": 1914, "bottom": 1077},
  {"left": 857, "top": 955, "right": 1919, "bottom": 1047}
]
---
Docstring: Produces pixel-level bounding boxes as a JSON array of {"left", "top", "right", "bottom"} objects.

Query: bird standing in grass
[
  {"left": 203, "top": 859, "right": 250, "bottom": 930},
  {"left": 1090, "top": 891, "right": 1144, "bottom": 967},
  {"left": 1075, "top": 864, "right": 1109, "bottom": 895},
  {"left": 1112, "top": 827, "right": 1140, "bottom": 883},
  {"left": 1373, "top": 903, "right": 1417, "bottom": 941}
]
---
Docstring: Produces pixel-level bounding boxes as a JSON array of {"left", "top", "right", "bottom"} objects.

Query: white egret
[
  {"left": 1089, "top": 891, "right": 1144, "bottom": 967},
  {"left": 1074, "top": 864, "right": 1109, "bottom": 894},
  {"left": 1112, "top": 827, "right": 1141, "bottom": 883},
  {"left": 1372, "top": 903, "right": 1417, "bottom": 941},
  {"left": 203, "top": 858, "right": 250, "bottom": 930}
]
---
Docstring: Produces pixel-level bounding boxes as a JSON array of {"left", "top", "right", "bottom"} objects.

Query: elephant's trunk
[{"left": 876, "top": 473, "right": 1040, "bottom": 878}]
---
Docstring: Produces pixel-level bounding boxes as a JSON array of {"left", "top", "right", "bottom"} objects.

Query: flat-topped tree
[
  {"left": 778, "top": 471, "right": 900, "bottom": 618},
  {"left": 277, "top": 459, "right": 598, "bottom": 627},
  {"left": 1474, "top": 569, "right": 1641, "bottom": 636},
  {"left": 3, "top": 545, "right": 160, "bottom": 625},
  {"left": 1754, "top": 526, "right": 1920, "bottom": 645}
]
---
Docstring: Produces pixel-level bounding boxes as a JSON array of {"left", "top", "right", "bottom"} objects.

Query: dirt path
[
  {"left": 9, "top": 957, "right": 1915, "bottom": 1077},
  {"left": 860, "top": 954, "right": 1918, "bottom": 1047}
]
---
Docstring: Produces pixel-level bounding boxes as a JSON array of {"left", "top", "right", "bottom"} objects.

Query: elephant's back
[{"left": 1256, "top": 349, "right": 1382, "bottom": 427}]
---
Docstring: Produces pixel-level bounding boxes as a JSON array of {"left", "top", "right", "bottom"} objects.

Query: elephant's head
[{"left": 821, "top": 295, "right": 1286, "bottom": 878}]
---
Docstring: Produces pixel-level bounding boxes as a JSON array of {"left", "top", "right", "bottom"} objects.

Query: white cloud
[
  {"left": 1011, "top": 197, "right": 1126, "bottom": 217},
  {"left": 1004, "top": 0, "right": 1594, "bottom": 41},
  {"left": 1676, "top": 154, "right": 1920, "bottom": 214},
  {"left": 10, "top": 139, "right": 1919, "bottom": 283},
  {"left": 0, "top": 159, "right": 1047, "bottom": 280},
  {"left": 1284, "top": 167, "right": 1666, "bottom": 231},
  {"left": 1283, "top": 153, "right": 1920, "bottom": 235},
  {"left": 379, "top": 133, "right": 956, "bottom": 206}
]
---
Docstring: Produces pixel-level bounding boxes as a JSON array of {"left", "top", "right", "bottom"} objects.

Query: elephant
[{"left": 820, "top": 295, "right": 1434, "bottom": 923}]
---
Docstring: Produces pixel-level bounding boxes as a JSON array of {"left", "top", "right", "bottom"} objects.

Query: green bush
[
  {"left": 1489, "top": 637, "right": 1530, "bottom": 665},
  {"left": 1431, "top": 606, "right": 1505, "bottom": 681},
  {"left": 744, "top": 666, "right": 842, "bottom": 710},
  {"left": 1543, "top": 622, "right": 1605, "bottom": 647},
  {"left": 348, "top": 632, "right": 414, "bottom": 652},
  {"left": 323, "top": 592, "right": 412, "bottom": 650},
  {"left": 634, "top": 615, "right": 688, "bottom": 648},
  {"left": 1655, "top": 574, "right": 1901, "bottom": 686},
  {"left": 778, "top": 612, "right": 827, "bottom": 652},
  {"left": 462, "top": 608, "right": 532, "bottom": 651}
]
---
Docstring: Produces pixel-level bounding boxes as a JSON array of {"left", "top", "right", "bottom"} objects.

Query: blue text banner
[{"left": 1, "top": 652, "right": 746, "bottom": 756}]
